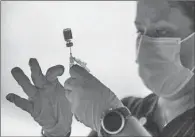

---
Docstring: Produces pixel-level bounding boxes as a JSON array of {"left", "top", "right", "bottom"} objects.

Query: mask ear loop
[
  {"left": 136, "top": 27, "right": 147, "bottom": 63},
  {"left": 180, "top": 32, "right": 195, "bottom": 44},
  {"left": 180, "top": 32, "right": 195, "bottom": 74},
  {"left": 192, "top": 67, "right": 195, "bottom": 73}
]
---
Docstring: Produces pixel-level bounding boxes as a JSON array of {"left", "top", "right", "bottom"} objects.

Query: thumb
[
  {"left": 6, "top": 93, "right": 33, "bottom": 114},
  {"left": 46, "top": 65, "right": 65, "bottom": 82}
]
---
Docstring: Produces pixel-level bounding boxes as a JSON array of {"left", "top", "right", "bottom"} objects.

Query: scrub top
[{"left": 88, "top": 93, "right": 195, "bottom": 137}]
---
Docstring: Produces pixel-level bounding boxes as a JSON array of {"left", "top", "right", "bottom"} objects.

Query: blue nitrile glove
[
  {"left": 6, "top": 58, "right": 73, "bottom": 136},
  {"left": 64, "top": 65, "right": 124, "bottom": 134}
]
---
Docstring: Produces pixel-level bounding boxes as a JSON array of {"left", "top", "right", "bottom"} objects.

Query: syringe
[{"left": 63, "top": 28, "right": 90, "bottom": 72}]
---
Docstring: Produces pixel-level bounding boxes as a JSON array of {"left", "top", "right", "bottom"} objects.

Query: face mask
[{"left": 136, "top": 32, "right": 195, "bottom": 98}]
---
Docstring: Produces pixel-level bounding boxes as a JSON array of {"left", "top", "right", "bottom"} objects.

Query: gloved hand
[
  {"left": 6, "top": 58, "right": 73, "bottom": 136},
  {"left": 64, "top": 65, "right": 124, "bottom": 133}
]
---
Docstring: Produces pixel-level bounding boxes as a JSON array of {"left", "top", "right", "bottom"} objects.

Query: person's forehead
[
  {"left": 135, "top": 1, "right": 193, "bottom": 37},
  {"left": 135, "top": 1, "right": 172, "bottom": 25}
]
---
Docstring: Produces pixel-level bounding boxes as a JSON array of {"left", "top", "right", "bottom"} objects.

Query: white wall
[{"left": 1, "top": 1, "right": 151, "bottom": 136}]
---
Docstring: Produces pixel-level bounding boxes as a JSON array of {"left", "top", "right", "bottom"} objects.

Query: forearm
[
  {"left": 113, "top": 116, "right": 152, "bottom": 136},
  {"left": 88, "top": 117, "right": 151, "bottom": 137}
]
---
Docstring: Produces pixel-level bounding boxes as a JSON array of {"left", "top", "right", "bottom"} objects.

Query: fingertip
[
  {"left": 69, "top": 64, "right": 83, "bottom": 76},
  {"left": 29, "top": 58, "right": 40, "bottom": 69},
  {"left": 46, "top": 65, "right": 65, "bottom": 76},
  {"left": 69, "top": 65, "right": 91, "bottom": 80},
  {"left": 6, "top": 93, "right": 15, "bottom": 102},
  {"left": 11, "top": 67, "right": 22, "bottom": 75},
  {"left": 56, "top": 65, "right": 65, "bottom": 76},
  {"left": 46, "top": 65, "right": 65, "bottom": 81},
  {"left": 28, "top": 58, "right": 37, "bottom": 67},
  {"left": 69, "top": 64, "right": 80, "bottom": 71}
]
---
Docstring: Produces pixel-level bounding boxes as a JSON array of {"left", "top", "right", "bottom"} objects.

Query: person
[{"left": 6, "top": 1, "right": 194, "bottom": 137}]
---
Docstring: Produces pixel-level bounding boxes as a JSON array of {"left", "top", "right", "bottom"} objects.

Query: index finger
[{"left": 11, "top": 67, "right": 37, "bottom": 98}]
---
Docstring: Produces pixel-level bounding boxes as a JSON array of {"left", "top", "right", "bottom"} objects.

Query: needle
[
  {"left": 69, "top": 47, "right": 74, "bottom": 68},
  {"left": 70, "top": 47, "right": 72, "bottom": 56}
]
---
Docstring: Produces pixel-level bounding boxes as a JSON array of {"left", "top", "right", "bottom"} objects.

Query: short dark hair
[{"left": 168, "top": 1, "right": 195, "bottom": 31}]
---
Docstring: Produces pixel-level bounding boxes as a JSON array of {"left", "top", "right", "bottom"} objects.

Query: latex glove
[
  {"left": 64, "top": 65, "right": 124, "bottom": 133},
  {"left": 6, "top": 58, "right": 73, "bottom": 136}
]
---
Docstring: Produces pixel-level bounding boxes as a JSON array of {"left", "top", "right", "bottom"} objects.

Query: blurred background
[{"left": 1, "top": 1, "right": 151, "bottom": 136}]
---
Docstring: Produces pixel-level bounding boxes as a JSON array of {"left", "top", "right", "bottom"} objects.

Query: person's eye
[
  {"left": 136, "top": 30, "right": 144, "bottom": 35},
  {"left": 136, "top": 30, "right": 140, "bottom": 33},
  {"left": 155, "top": 29, "right": 169, "bottom": 37},
  {"left": 136, "top": 30, "right": 140, "bottom": 35}
]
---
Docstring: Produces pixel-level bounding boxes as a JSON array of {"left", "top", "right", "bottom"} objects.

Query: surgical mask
[{"left": 136, "top": 32, "right": 195, "bottom": 98}]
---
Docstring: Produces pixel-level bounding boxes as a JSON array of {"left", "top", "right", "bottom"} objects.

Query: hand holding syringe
[{"left": 63, "top": 28, "right": 90, "bottom": 72}]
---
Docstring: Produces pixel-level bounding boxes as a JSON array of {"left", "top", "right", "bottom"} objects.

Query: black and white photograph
[{"left": 1, "top": 1, "right": 195, "bottom": 136}]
